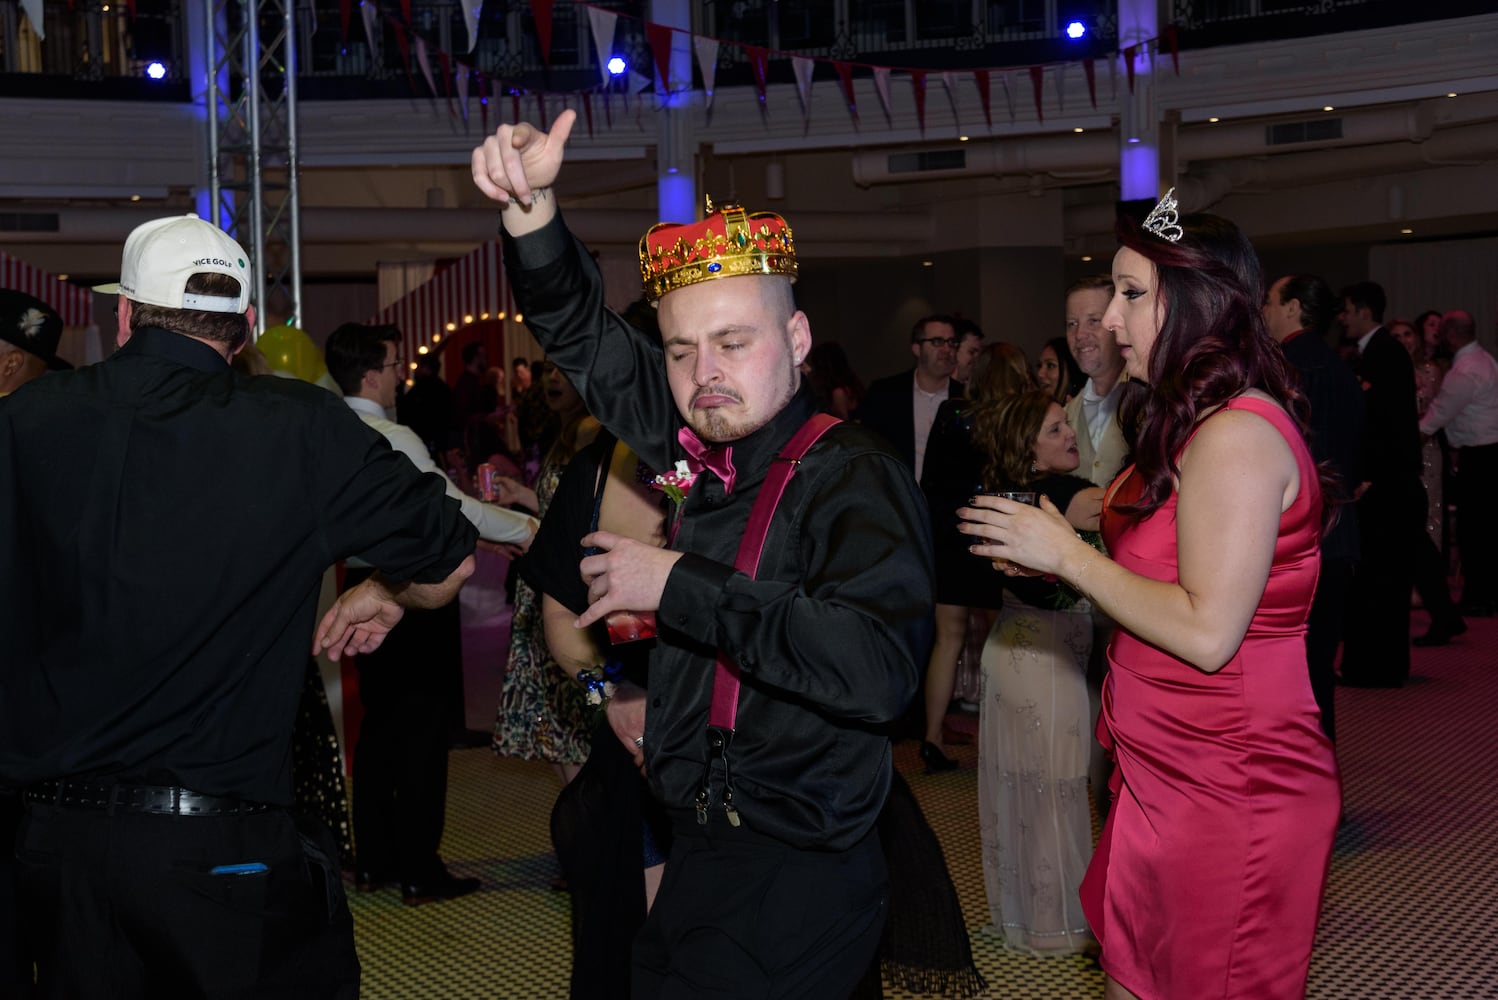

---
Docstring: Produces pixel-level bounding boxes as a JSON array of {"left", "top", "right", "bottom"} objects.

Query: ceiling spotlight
[
  {"left": 1208, "top": 116, "right": 1220, "bottom": 123},
  {"left": 1322, "top": 105, "right": 1334, "bottom": 112},
  {"left": 57, "top": 274, "right": 69, "bottom": 280},
  {"left": 129, "top": 194, "right": 141, "bottom": 202},
  {"left": 607, "top": 56, "right": 627, "bottom": 77},
  {"left": 145, "top": 61, "right": 167, "bottom": 81},
  {"left": 1400, "top": 228, "right": 1414, "bottom": 235},
  {"left": 959, "top": 135, "right": 970, "bottom": 142},
  {"left": 921, "top": 261, "right": 934, "bottom": 268},
  {"left": 1073, "top": 127, "right": 1085, "bottom": 133},
  {"left": 1446, "top": 92, "right": 1457, "bottom": 98},
  {"left": 1065, "top": 20, "right": 1087, "bottom": 40},
  {"left": 1080, "top": 255, "right": 1093, "bottom": 262}
]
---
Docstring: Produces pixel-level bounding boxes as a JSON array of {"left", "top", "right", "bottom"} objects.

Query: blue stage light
[
  {"left": 607, "top": 56, "right": 627, "bottom": 77},
  {"left": 145, "top": 61, "right": 167, "bottom": 80},
  {"left": 1065, "top": 21, "right": 1087, "bottom": 40}
]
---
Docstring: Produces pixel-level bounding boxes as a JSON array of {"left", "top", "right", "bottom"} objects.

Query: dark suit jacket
[
  {"left": 1353, "top": 327, "right": 1424, "bottom": 549},
  {"left": 856, "top": 369, "right": 964, "bottom": 471},
  {"left": 1282, "top": 329, "right": 1364, "bottom": 561}
]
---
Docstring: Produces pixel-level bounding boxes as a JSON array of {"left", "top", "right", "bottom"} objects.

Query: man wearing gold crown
[{"left": 473, "top": 112, "right": 934, "bottom": 998}]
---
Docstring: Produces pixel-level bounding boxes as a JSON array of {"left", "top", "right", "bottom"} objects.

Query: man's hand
[
  {"left": 471, "top": 110, "right": 576, "bottom": 236},
  {"left": 314, "top": 578, "right": 406, "bottom": 661},
  {"left": 606, "top": 681, "right": 648, "bottom": 774},
  {"left": 577, "top": 531, "right": 684, "bottom": 629}
]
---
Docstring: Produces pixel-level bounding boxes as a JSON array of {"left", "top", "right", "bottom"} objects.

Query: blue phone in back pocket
[{"left": 209, "top": 862, "right": 269, "bottom": 875}]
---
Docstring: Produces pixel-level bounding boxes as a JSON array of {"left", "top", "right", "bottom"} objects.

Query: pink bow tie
[{"left": 678, "top": 426, "right": 737, "bottom": 494}]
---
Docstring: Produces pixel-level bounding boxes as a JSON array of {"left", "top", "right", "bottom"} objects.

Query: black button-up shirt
[
  {"left": 505, "top": 214, "right": 934, "bottom": 850},
  {"left": 0, "top": 326, "right": 475, "bottom": 804}
]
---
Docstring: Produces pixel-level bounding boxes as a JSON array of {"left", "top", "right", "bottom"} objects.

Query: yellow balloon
[{"left": 256, "top": 324, "right": 327, "bottom": 383}]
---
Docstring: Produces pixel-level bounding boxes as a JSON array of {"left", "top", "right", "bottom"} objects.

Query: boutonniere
[{"left": 651, "top": 460, "right": 697, "bottom": 506}]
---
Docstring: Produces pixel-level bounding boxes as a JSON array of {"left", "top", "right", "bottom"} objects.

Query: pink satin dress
[{"left": 1081, "top": 397, "right": 1340, "bottom": 1000}]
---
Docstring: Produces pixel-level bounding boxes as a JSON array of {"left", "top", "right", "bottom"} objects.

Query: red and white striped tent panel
[
  {"left": 371, "top": 241, "right": 508, "bottom": 365},
  {"left": 0, "top": 250, "right": 93, "bottom": 326}
]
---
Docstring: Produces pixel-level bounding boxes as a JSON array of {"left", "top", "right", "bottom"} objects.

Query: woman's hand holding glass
[{"left": 958, "top": 493, "right": 1087, "bottom": 578}]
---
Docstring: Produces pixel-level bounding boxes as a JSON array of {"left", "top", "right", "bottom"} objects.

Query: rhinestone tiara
[{"left": 1141, "top": 187, "right": 1183, "bottom": 243}]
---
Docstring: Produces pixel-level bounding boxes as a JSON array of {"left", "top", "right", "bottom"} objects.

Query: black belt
[{"left": 25, "top": 780, "right": 273, "bottom": 817}]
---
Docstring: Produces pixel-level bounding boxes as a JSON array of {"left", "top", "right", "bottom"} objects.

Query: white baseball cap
[{"left": 94, "top": 214, "right": 252, "bottom": 314}]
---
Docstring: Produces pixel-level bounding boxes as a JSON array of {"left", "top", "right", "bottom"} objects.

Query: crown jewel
[
  {"left": 639, "top": 200, "right": 797, "bottom": 304},
  {"left": 1141, "top": 187, "right": 1183, "bottom": 243}
]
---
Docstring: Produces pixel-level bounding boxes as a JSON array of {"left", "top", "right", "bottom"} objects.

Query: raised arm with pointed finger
[{"left": 471, "top": 110, "right": 576, "bottom": 237}]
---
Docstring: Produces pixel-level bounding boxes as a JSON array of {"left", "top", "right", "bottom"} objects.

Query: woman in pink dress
[{"left": 960, "top": 194, "right": 1340, "bottom": 1000}]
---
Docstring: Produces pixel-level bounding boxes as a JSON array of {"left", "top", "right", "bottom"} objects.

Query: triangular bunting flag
[
  {"left": 360, "top": 1, "right": 378, "bottom": 58},
  {"left": 1028, "top": 66, "right": 1044, "bottom": 122},
  {"left": 398, "top": 0, "right": 409, "bottom": 27},
  {"left": 941, "top": 71, "right": 960, "bottom": 129},
  {"left": 1083, "top": 58, "right": 1097, "bottom": 108},
  {"left": 1001, "top": 71, "right": 1017, "bottom": 124},
  {"left": 790, "top": 56, "right": 814, "bottom": 118},
  {"left": 910, "top": 70, "right": 927, "bottom": 133},
  {"left": 872, "top": 67, "right": 893, "bottom": 123},
  {"left": 414, "top": 36, "right": 438, "bottom": 101},
  {"left": 586, "top": 6, "right": 618, "bottom": 89},
  {"left": 532, "top": 0, "right": 554, "bottom": 66},
  {"left": 338, "top": 0, "right": 350, "bottom": 41},
  {"left": 19, "top": 0, "right": 43, "bottom": 39},
  {"left": 974, "top": 69, "right": 992, "bottom": 129},
  {"left": 1166, "top": 24, "right": 1180, "bottom": 75},
  {"left": 581, "top": 91, "right": 594, "bottom": 137},
  {"left": 694, "top": 34, "right": 720, "bottom": 110},
  {"left": 456, "top": 0, "right": 481, "bottom": 53},
  {"left": 387, "top": 17, "right": 415, "bottom": 94},
  {"left": 456, "top": 63, "right": 470, "bottom": 122},
  {"left": 1125, "top": 45, "right": 1138, "bottom": 93},
  {"left": 743, "top": 45, "right": 770, "bottom": 108},
  {"left": 833, "top": 61, "right": 857, "bottom": 125},
  {"left": 646, "top": 21, "right": 674, "bottom": 93}
]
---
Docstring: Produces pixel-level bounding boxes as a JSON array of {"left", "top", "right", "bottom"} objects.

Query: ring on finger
[{"left": 632, "top": 736, "right": 645, "bottom": 748}]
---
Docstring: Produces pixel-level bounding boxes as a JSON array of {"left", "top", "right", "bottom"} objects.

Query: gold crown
[{"left": 638, "top": 198, "right": 797, "bottom": 304}]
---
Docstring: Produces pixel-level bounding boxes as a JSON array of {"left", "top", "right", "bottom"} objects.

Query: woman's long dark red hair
[{"left": 1112, "top": 211, "right": 1319, "bottom": 522}]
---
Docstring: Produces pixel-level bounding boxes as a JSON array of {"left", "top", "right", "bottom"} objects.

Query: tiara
[
  {"left": 639, "top": 200, "right": 797, "bottom": 305},
  {"left": 1141, "top": 188, "right": 1183, "bottom": 243}
]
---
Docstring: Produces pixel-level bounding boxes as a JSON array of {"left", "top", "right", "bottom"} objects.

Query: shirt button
[
  {"left": 652, "top": 697, "right": 662, "bottom": 708},
  {"left": 676, "top": 614, "right": 688, "bottom": 626}
]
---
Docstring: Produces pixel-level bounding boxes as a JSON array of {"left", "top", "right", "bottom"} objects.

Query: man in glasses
[{"left": 857, "top": 314, "right": 965, "bottom": 480}]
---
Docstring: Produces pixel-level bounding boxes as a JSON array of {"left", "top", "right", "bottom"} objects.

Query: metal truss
[{"left": 204, "top": 0, "right": 303, "bottom": 336}]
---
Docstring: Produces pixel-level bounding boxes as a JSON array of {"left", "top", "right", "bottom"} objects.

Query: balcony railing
[{"left": 0, "top": 0, "right": 1480, "bottom": 101}]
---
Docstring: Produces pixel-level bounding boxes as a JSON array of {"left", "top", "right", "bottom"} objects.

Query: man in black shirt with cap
[{"left": 0, "top": 214, "right": 476, "bottom": 997}]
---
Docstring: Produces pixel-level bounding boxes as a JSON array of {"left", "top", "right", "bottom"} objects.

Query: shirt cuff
[
  {"left": 658, "top": 552, "right": 735, "bottom": 646},
  {"left": 500, "top": 209, "right": 572, "bottom": 272}
]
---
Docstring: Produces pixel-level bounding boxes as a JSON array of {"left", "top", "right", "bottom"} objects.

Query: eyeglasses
[
  {"left": 918, "top": 337, "right": 958, "bottom": 349},
  {"left": 378, "top": 360, "right": 405, "bottom": 370}
]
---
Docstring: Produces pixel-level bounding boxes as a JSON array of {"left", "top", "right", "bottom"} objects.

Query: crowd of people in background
[{"left": 4, "top": 117, "right": 1498, "bottom": 999}]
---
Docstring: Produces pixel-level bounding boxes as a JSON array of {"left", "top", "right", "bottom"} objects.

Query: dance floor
[{"left": 348, "top": 605, "right": 1497, "bottom": 999}]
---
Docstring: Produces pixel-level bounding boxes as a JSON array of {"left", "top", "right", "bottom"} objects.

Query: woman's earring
[{"left": 1030, "top": 463, "right": 1039, "bottom": 474}]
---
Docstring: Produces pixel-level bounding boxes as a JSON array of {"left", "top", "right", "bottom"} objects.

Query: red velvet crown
[{"left": 639, "top": 199, "right": 797, "bottom": 304}]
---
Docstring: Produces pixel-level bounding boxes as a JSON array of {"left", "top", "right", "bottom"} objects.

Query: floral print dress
[{"left": 492, "top": 457, "right": 591, "bottom": 764}]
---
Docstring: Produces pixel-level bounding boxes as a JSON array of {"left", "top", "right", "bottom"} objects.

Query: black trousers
[
  {"left": 15, "top": 803, "right": 358, "bottom": 999},
  {"left": 633, "top": 819, "right": 886, "bottom": 1000},
  {"left": 1342, "top": 483, "right": 1422, "bottom": 686},
  {"left": 0, "top": 790, "right": 31, "bottom": 997},
  {"left": 1306, "top": 556, "right": 1353, "bottom": 742},
  {"left": 1457, "top": 442, "right": 1498, "bottom": 606},
  {"left": 345, "top": 568, "right": 461, "bottom": 882}
]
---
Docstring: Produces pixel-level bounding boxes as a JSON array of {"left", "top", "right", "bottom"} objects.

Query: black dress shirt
[
  {"left": 504, "top": 213, "right": 934, "bottom": 851},
  {"left": 0, "top": 326, "right": 475, "bottom": 804}
]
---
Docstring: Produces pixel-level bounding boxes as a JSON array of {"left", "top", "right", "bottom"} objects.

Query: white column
[
  {"left": 652, "top": 0, "right": 696, "bottom": 221},
  {"left": 1116, "top": 0, "right": 1161, "bottom": 200}
]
